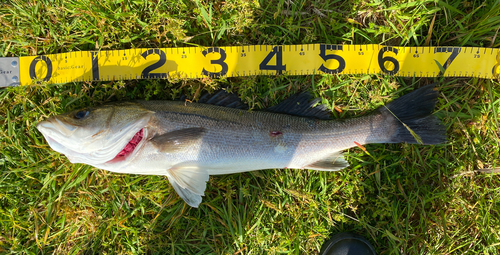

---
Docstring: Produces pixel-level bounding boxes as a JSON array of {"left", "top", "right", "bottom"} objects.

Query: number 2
[{"left": 141, "top": 49, "right": 167, "bottom": 79}]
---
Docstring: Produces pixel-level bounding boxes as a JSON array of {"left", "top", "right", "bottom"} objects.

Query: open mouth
[{"left": 110, "top": 128, "right": 143, "bottom": 162}]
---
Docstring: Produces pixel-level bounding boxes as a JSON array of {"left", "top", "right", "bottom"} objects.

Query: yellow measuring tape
[{"left": 1, "top": 44, "right": 499, "bottom": 87}]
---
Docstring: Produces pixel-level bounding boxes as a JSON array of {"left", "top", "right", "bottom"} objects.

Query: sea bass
[{"left": 36, "top": 84, "right": 445, "bottom": 207}]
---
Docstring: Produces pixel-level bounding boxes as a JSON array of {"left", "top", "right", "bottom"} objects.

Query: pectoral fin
[
  {"left": 305, "top": 152, "right": 349, "bottom": 171},
  {"left": 166, "top": 163, "right": 209, "bottom": 207},
  {"left": 151, "top": 127, "right": 205, "bottom": 153}
]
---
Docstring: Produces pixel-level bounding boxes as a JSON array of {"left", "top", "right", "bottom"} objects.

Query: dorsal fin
[
  {"left": 266, "top": 92, "right": 332, "bottom": 119},
  {"left": 196, "top": 90, "right": 249, "bottom": 109}
]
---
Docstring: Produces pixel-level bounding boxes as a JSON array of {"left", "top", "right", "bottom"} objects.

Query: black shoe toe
[{"left": 319, "top": 232, "right": 376, "bottom": 255}]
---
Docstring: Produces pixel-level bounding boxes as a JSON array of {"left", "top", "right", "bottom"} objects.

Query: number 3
[{"left": 202, "top": 47, "right": 228, "bottom": 78}]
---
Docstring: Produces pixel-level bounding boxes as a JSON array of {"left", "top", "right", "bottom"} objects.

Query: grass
[{"left": 1, "top": 0, "right": 500, "bottom": 254}]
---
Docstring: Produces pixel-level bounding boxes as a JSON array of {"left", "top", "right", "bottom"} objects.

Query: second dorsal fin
[{"left": 266, "top": 92, "right": 332, "bottom": 119}]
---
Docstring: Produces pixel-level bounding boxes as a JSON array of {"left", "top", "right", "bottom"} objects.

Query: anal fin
[
  {"left": 165, "top": 163, "right": 209, "bottom": 208},
  {"left": 305, "top": 152, "right": 349, "bottom": 171}
]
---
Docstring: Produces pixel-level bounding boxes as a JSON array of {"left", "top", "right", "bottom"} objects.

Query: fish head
[{"left": 36, "top": 102, "right": 153, "bottom": 166}]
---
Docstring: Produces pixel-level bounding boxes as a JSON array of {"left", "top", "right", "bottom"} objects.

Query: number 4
[{"left": 259, "top": 46, "right": 286, "bottom": 74}]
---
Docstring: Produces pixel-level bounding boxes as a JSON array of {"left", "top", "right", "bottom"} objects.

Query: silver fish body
[{"left": 37, "top": 85, "right": 445, "bottom": 207}]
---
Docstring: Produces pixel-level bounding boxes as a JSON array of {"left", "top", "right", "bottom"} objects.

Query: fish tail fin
[{"left": 381, "top": 84, "right": 446, "bottom": 145}]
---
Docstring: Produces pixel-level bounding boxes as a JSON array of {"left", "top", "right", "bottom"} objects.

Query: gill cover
[{"left": 36, "top": 102, "right": 153, "bottom": 165}]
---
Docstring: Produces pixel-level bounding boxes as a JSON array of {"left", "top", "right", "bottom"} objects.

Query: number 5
[{"left": 318, "top": 44, "right": 345, "bottom": 74}]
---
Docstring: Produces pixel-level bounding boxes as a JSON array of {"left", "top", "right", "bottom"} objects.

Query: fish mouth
[{"left": 108, "top": 128, "right": 144, "bottom": 163}]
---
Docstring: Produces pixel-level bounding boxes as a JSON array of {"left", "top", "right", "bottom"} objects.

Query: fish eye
[{"left": 74, "top": 110, "right": 89, "bottom": 119}]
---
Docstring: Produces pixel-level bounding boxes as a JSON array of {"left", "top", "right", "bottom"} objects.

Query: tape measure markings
[{"left": 0, "top": 43, "right": 498, "bottom": 87}]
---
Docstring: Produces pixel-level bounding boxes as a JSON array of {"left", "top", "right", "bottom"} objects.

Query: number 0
[{"left": 29, "top": 56, "right": 53, "bottom": 82}]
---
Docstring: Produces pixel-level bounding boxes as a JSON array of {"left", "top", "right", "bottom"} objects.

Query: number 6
[{"left": 378, "top": 47, "right": 399, "bottom": 75}]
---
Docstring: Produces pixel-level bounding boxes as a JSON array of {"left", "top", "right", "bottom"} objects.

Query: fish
[{"left": 36, "top": 84, "right": 446, "bottom": 207}]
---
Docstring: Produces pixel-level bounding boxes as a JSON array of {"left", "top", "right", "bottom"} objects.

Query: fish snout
[
  {"left": 36, "top": 117, "right": 79, "bottom": 151},
  {"left": 36, "top": 118, "right": 55, "bottom": 137},
  {"left": 38, "top": 116, "right": 79, "bottom": 137}
]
